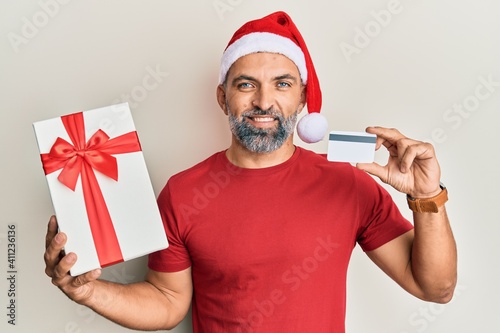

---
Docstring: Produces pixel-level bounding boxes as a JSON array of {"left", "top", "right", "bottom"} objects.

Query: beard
[{"left": 227, "top": 103, "right": 298, "bottom": 153}]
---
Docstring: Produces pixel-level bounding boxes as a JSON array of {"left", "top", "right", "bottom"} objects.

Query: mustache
[{"left": 241, "top": 108, "right": 283, "bottom": 118}]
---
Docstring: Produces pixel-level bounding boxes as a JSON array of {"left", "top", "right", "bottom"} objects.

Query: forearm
[
  {"left": 45, "top": 217, "right": 191, "bottom": 330},
  {"left": 411, "top": 205, "right": 457, "bottom": 303},
  {"left": 82, "top": 279, "right": 182, "bottom": 330}
]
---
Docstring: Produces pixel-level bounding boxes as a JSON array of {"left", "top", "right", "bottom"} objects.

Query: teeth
[{"left": 252, "top": 117, "right": 274, "bottom": 122}]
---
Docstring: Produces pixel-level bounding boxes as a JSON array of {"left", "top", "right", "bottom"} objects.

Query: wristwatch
[{"left": 407, "top": 183, "right": 448, "bottom": 213}]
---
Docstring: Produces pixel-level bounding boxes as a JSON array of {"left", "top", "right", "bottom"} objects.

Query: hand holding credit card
[{"left": 327, "top": 131, "right": 377, "bottom": 163}]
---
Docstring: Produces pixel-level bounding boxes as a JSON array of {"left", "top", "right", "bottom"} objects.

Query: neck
[{"left": 226, "top": 136, "right": 296, "bottom": 169}]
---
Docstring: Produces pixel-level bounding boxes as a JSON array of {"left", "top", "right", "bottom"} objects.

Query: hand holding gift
[{"left": 44, "top": 216, "right": 101, "bottom": 303}]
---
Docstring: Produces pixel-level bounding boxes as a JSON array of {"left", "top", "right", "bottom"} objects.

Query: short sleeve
[
  {"left": 148, "top": 181, "right": 192, "bottom": 272},
  {"left": 355, "top": 170, "right": 414, "bottom": 252}
]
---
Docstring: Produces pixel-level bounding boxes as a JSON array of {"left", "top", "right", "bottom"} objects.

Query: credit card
[{"left": 327, "top": 131, "right": 377, "bottom": 163}]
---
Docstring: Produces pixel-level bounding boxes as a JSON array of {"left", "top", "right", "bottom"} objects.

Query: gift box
[{"left": 33, "top": 103, "right": 168, "bottom": 276}]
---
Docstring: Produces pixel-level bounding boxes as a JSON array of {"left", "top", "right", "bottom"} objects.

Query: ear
[
  {"left": 216, "top": 84, "right": 228, "bottom": 115},
  {"left": 297, "top": 84, "right": 307, "bottom": 114}
]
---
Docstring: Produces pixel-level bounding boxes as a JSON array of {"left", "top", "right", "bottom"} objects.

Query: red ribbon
[{"left": 41, "top": 112, "right": 142, "bottom": 268}]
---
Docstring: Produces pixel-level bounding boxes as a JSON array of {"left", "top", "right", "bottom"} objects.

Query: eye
[
  {"left": 277, "top": 81, "right": 291, "bottom": 88},
  {"left": 237, "top": 82, "right": 254, "bottom": 89}
]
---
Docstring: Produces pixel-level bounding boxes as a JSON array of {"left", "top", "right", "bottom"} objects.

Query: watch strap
[{"left": 407, "top": 185, "right": 448, "bottom": 213}]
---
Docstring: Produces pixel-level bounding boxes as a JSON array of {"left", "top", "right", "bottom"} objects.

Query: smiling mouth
[{"left": 248, "top": 116, "right": 276, "bottom": 122}]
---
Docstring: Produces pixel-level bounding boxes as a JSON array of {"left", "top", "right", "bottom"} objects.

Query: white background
[{"left": 1, "top": 0, "right": 499, "bottom": 332}]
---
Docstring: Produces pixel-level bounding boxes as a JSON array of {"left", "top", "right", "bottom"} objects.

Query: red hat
[{"left": 219, "top": 11, "right": 328, "bottom": 143}]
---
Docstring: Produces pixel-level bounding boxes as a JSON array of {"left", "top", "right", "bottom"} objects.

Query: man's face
[{"left": 218, "top": 52, "right": 306, "bottom": 153}]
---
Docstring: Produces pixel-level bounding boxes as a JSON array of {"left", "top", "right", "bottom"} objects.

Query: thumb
[{"left": 356, "top": 162, "right": 387, "bottom": 182}]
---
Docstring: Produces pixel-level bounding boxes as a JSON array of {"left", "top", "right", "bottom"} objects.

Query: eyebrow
[
  {"left": 273, "top": 74, "right": 299, "bottom": 83},
  {"left": 231, "top": 75, "right": 256, "bottom": 86},
  {"left": 231, "top": 73, "right": 299, "bottom": 86}
]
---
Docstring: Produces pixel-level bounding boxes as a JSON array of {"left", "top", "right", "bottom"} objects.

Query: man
[{"left": 44, "top": 11, "right": 457, "bottom": 332}]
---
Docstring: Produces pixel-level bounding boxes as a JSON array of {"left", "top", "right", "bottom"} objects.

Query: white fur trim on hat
[{"left": 219, "top": 32, "right": 308, "bottom": 85}]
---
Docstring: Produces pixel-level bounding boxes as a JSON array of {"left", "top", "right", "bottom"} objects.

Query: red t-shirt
[{"left": 149, "top": 147, "right": 413, "bottom": 333}]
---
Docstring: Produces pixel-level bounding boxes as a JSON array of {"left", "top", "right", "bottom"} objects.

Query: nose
[{"left": 252, "top": 85, "right": 274, "bottom": 111}]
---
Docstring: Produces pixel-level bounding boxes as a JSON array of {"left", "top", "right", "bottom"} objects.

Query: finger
[
  {"left": 50, "top": 255, "right": 100, "bottom": 299},
  {"left": 366, "top": 126, "right": 405, "bottom": 150},
  {"left": 51, "top": 252, "right": 77, "bottom": 281},
  {"left": 44, "top": 231, "right": 67, "bottom": 277},
  {"left": 399, "top": 141, "right": 435, "bottom": 173},
  {"left": 54, "top": 268, "right": 101, "bottom": 303},
  {"left": 356, "top": 162, "right": 388, "bottom": 183},
  {"left": 45, "top": 215, "right": 58, "bottom": 249},
  {"left": 395, "top": 138, "right": 415, "bottom": 172},
  {"left": 72, "top": 269, "right": 102, "bottom": 288}
]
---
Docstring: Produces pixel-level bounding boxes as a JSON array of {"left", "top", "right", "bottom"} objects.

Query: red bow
[{"left": 41, "top": 112, "right": 142, "bottom": 268}]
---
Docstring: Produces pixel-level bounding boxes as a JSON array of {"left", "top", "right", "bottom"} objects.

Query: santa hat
[{"left": 219, "top": 11, "right": 328, "bottom": 143}]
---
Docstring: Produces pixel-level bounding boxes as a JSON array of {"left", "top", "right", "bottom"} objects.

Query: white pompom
[{"left": 296, "top": 113, "right": 329, "bottom": 143}]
